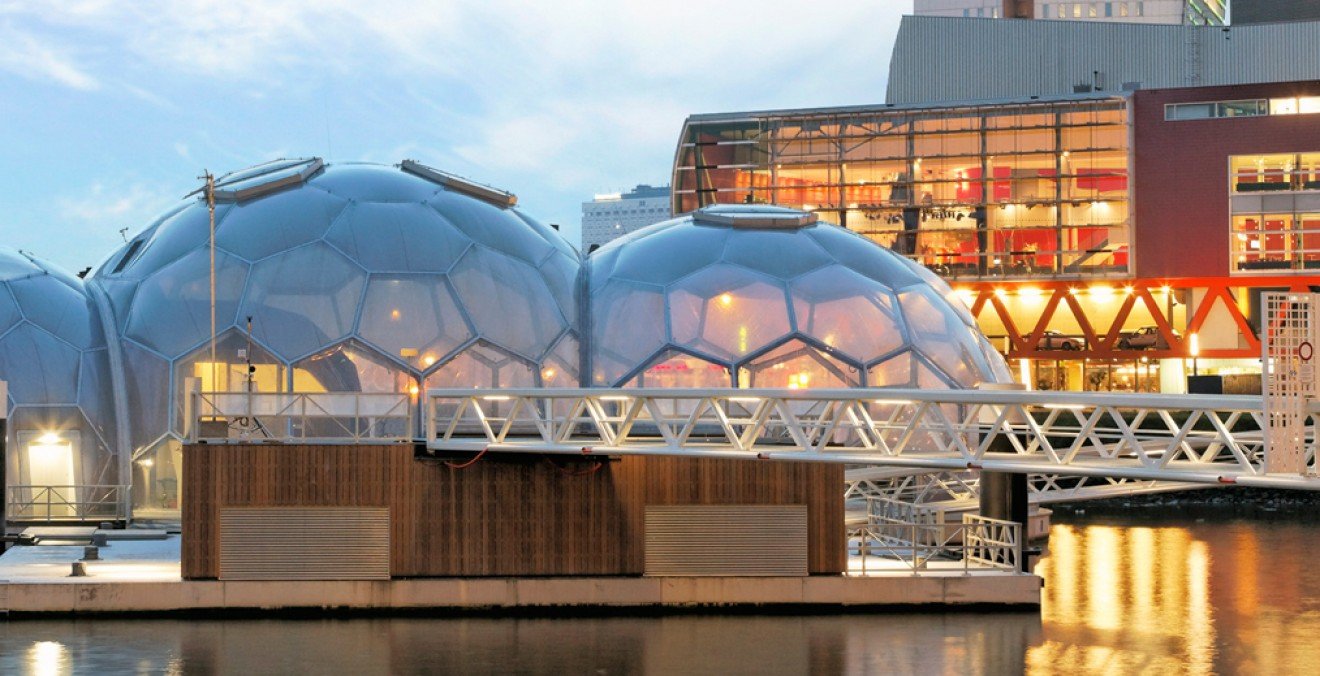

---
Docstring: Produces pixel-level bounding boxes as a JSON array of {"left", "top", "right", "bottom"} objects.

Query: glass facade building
[
  {"left": 588, "top": 204, "right": 1012, "bottom": 389},
  {"left": 673, "top": 96, "right": 1131, "bottom": 281}
]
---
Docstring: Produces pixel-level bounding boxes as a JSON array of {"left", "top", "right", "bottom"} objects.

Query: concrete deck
[{"left": 0, "top": 538, "right": 1040, "bottom": 615}]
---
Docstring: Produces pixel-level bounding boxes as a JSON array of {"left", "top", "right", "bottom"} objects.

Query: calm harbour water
[{"left": 3, "top": 514, "right": 1319, "bottom": 675}]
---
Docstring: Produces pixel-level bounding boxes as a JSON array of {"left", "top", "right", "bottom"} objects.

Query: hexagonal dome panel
[
  {"left": 0, "top": 248, "right": 119, "bottom": 488},
  {"left": 587, "top": 204, "right": 1009, "bottom": 388}
]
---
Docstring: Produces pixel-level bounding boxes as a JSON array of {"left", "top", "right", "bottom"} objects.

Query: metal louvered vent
[
  {"left": 644, "top": 505, "right": 808, "bottom": 577},
  {"left": 219, "top": 507, "right": 389, "bottom": 580},
  {"left": 400, "top": 159, "right": 518, "bottom": 208},
  {"left": 210, "top": 158, "right": 324, "bottom": 203}
]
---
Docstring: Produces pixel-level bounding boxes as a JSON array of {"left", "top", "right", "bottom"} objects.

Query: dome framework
[{"left": 587, "top": 204, "right": 1011, "bottom": 390}]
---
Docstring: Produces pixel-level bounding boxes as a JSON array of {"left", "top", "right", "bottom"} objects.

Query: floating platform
[{"left": 0, "top": 538, "right": 1040, "bottom": 615}]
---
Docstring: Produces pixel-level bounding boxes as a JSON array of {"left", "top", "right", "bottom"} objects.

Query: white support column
[{"left": 1262, "top": 292, "right": 1319, "bottom": 476}]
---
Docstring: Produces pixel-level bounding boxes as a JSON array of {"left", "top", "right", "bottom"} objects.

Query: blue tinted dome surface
[
  {"left": 0, "top": 249, "right": 117, "bottom": 486},
  {"left": 586, "top": 204, "right": 1011, "bottom": 388},
  {"left": 91, "top": 160, "right": 581, "bottom": 455}
]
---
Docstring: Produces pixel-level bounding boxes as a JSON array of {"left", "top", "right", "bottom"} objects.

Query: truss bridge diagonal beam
[{"left": 425, "top": 388, "right": 1320, "bottom": 491}]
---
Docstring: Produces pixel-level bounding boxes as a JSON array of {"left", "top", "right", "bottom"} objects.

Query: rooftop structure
[
  {"left": 1232, "top": 0, "right": 1320, "bottom": 24},
  {"left": 580, "top": 184, "right": 671, "bottom": 252},
  {"left": 914, "top": 1, "right": 1227, "bottom": 25},
  {"left": 886, "top": 15, "right": 1320, "bottom": 104}
]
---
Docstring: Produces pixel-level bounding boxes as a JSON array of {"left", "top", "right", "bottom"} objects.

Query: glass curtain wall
[{"left": 674, "top": 98, "right": 1132, "bottom": 280}]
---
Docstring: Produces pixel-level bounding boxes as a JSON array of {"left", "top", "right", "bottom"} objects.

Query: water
[{"left": 3, "top": 514, "right": 1319, "bottom": 675}]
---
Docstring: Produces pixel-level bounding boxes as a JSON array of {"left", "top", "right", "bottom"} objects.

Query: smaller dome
[
  {"left": 586, "top": 204, "right": 1011, "bottom": 389},
  {"left": 0, "top": 249, "right": 118, "bottom": 487}
]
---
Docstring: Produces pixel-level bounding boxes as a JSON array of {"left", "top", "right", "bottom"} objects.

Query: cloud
[
  {"left": 58, "top": 180, "right": 174, "bottom": 226},
  {"left": 3, "top": 0, "right": 904, "bottom": 251},
  {"left": 0, "top": 22, "right": 98, "bottom": 89}
]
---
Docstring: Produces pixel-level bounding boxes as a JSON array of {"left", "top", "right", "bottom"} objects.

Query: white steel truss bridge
[{"left": 424, "top": 388, "right": 1320, "bottom": 490}]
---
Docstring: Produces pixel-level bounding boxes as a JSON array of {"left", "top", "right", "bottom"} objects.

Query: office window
[
  {"left": 1271, "top": 98, "right": 1299, "bottom": 115},
  {"left": 1105, "top": 2, "right": 1113, "bottom": 17},
  {"left": 1119, "top": 2, "right": 1128, "bottom": 16},
  {"left": 1074, "top": 3, "right": 1082, "bottom": 17},
  {"left": 1136, "top": 1, "right": 1143, "bottom": 16},
  {"left": 964, "top": 8, "right": 971, "bottom": 16},
  {"left": 1089, "top": 3, "right": 1098, "bottom": 17}
]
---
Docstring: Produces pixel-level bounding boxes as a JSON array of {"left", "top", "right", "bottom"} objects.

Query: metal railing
[
  {"left": 189, "top": 391, "right": 414, "bottom": 443},
  {"left": 6, "top": 485, "right": 130, "bottom": 523},
  {"left": 847, "top": 514, "right": 1022, "bottom": 575},
  {"left": 425, "top": 387, "right": 1320, "bottom": 489}
]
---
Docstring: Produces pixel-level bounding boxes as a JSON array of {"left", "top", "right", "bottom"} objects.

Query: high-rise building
[
  {"left": 580, "top": 184, "right": 671, "bottom": 252},
  {"left": 1233, "top": 0, "right": 1320, "bottom": 24},
  {"left": 914, "top": 0, "right": 1227, "bottom": 25}
]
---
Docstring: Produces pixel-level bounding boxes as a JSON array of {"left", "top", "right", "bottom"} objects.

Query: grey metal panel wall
[
  {"left": 219, "top": 507, "right": 390, "bottom": 581},
  {"left": 644, "top": 505, "right": 808, "bottom": 577},
  {"left": 886, "top": 16, "right": 1320, "bottom": 104}
]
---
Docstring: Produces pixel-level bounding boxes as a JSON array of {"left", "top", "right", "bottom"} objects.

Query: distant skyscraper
[
  {"left": 580, "top": 185, "right": 671, "bottom": 252},
  {"left": 914, "top": 0, "right": 1227, "bottom": 25},
  {"left": 1232, "top": 0, "right": 1320, "bottom": 24}
]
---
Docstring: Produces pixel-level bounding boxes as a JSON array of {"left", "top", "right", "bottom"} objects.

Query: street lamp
[{"left": 1189, "top": 333, "right": 1200, "bottom": 377}]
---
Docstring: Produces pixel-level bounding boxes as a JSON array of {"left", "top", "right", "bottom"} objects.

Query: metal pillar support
[
  {"left": 978, "top": 472, "right": 1028, "bottom": 572},
  {"left": 1262, "top": 292, "right": 1319, "bottom": 475}
]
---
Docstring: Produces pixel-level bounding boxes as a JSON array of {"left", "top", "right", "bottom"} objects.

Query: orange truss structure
[{"left": 957, "top": 276, "right": 1316, "bottom": 360}]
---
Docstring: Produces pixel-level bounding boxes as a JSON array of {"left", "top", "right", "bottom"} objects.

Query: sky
[{"left": 0, "top": 1, "right": 905, "bottom": 271}]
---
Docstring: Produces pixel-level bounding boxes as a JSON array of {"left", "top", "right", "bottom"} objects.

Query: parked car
[
  {"left": 1118, "top": 326, "right": 1179, "bottom": 350},
  {"left": 1036, "top": 330, "right": 1082, "bottom": 351}
]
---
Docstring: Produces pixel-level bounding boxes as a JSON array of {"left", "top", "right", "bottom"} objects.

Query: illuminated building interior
[{"left": 674, "top": 97, "right": 1131, "bottom": 281}]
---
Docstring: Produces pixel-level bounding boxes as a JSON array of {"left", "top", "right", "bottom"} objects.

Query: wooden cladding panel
[{"left": 183, "top": 445, "right": 843, "bottom": 579}]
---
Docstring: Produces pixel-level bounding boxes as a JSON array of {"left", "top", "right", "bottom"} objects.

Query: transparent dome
[
  {"left": 90, "top": 159, "right": 581, "bottom": 501},
  {"left": 587, "top": 204, "right": 1011, "bottom": 389},
  {"left": 0, "top": 249, "right": 118, "bottom": 491}
]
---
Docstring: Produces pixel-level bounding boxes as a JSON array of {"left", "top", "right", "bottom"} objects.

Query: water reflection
[
  {"left": 1030, "top": 519, "right": 1320, "bottom": 674},
  {"left": 2, "top": 518, "right": 1319, "bottom": 674},
  {"left": 1, "top": 614, "right": 1041, "bottom": 675}
]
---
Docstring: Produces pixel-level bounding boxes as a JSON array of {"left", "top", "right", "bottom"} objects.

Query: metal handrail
[
  {"left": 5, "top": 484, "right": 130, "bottom": 523},
  {"left": 846, "top": 515, "right": 1022, "bottom": 575},
  {"left": 190, "top": 391, "right": 414, "bottom": 443}
]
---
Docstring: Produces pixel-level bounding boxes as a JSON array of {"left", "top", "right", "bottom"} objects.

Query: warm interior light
[
  {"left": 718, "top": 293, "right": 733, "bottom": 307},
  {"left": 390, "top": 309, "right": 401, "bottom": 320},
  {"left": 994, "top": 288, "right": 1008, "bottom": 299},
  {"left": 422, "top": 354, "right": 436, "bottom": 367},
  {"left": 1189, "top": 333, "right": 1200, "bottom": 357},
  {"left": 139, "top": 458, "right": 154, "bottom": 468},
  {"left": 541, "top": 367, "right": 557, "bottom": 380},
  {"left": 955, "top": 289, "right": 977, "bottom": 305},
  {"left": 1090, "top": 285, "right": 1115, "bottom": 300},
  {"left": 1018, "top": 287, "right": 1043, "bottom": 302},
  {"left": 37, "top": 431, "right": 62, "bottom": 445},
  {"left": 1019, "top": 359, "right": 1032, "bottom": 390},
  {"left": 408, "top": 384, "right": 420, "bottom": 397}
]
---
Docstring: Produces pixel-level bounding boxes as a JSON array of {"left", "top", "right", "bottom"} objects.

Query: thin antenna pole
[{"left": 203, "top": 171, "right": 217, "bottom": 395}]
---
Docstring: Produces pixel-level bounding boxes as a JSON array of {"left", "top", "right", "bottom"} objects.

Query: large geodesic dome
[
  {"left": 0, "top": 249, "right": 118, "bottom": 492},
  {"left": 89, "top": 159, "right": 580, "bottom": 505},
  {"left": 587, "top": 204, "right": 1012, "bottom": 389}
]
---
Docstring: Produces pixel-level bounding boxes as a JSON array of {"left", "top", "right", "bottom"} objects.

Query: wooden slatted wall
[{"left": 182, "top": 444, "right": 843, "bottom": 579}]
